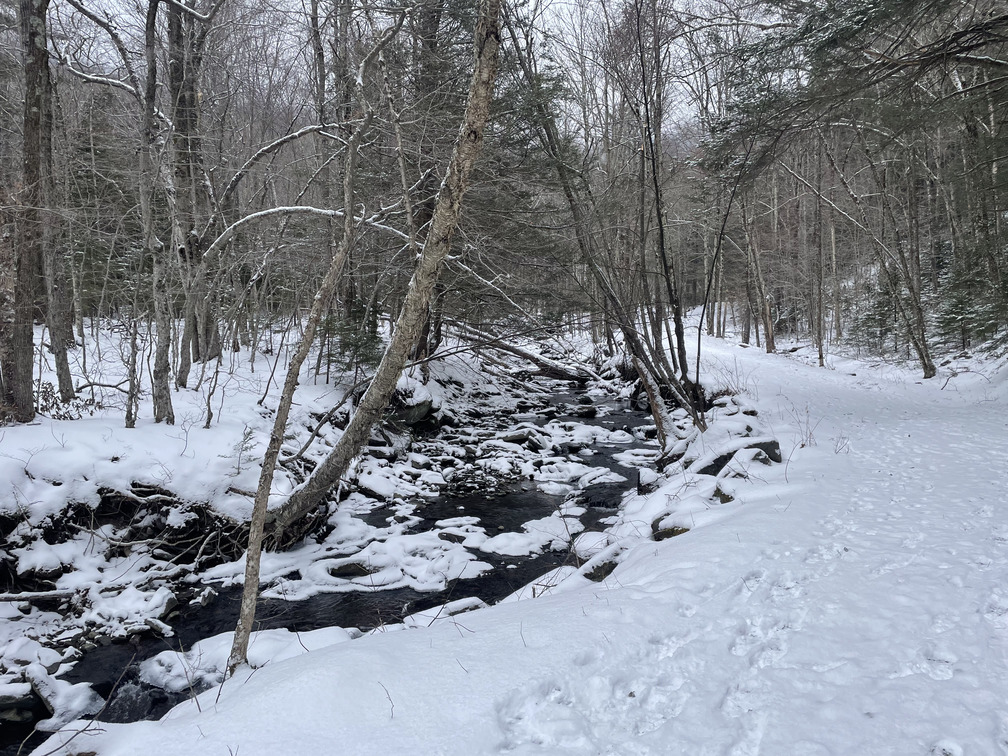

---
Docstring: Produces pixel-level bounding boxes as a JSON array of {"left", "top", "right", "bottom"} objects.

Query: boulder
[
  {"left": 636, "top": 469, "right": 662, "bottom": 495},
  {"left": 651, "top": 517, "right": 690, "bottom": 541}
]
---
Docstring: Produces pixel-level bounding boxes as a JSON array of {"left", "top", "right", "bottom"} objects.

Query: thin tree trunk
[
  {"left": 830, "top": 206, "right": 841, "bottom": 341},
  {"left": 0, "top": 204, "right": 16, "bottom": 413},
  {"left": 35, "top": 19, "right": 74, "bottom": 404},
  {"left": 226, "top": 0, "right": 499, "bottom": 674},
  {"left": 141, "top": 0, "right": 175, "bottom": 423},
  {"left": 815, "top": 156, "right": 825, "bottom": 367}
]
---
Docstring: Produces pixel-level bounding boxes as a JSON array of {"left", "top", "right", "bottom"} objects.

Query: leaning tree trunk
[
  {"left": 265, "top": 0, "right": 501, "bottom": 544},
  {"left": 226, "top": 0, "right": 501, "bottom": 675}
]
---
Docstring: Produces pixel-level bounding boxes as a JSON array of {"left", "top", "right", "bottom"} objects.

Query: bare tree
[
  {"left": 1, "top": 0, "right": 51, "bottom": 421},
  {"left": 226, "top": 0, "right": 502, "bottom": 674}
]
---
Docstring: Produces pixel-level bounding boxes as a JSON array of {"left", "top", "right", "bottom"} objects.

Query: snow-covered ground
[{"left": 31, "top": 334, "right": 1008, "bottom": 755}]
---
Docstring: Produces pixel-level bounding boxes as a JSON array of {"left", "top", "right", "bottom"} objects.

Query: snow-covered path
[
  {"left": 38, "top": 342, "right": 1008, "bottom": 756},
  {"left": 733, "top": 355, "right": 1008, "bottom": 753}
]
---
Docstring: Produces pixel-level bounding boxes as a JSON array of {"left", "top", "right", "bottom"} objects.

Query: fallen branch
[
  {"left": 0, "top": 589, "right": 78, "bottom": 602},
  {"left": 74, "top": 380, "right": 129, "bottom": 394},
  {"left": 452, "top": 323, "right": 591, "bottom": 383}
]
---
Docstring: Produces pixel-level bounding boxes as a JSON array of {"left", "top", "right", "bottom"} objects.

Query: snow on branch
[
  {"left": 162, "top": 0, "right": 228, "bottom": 24},
  {"left": 206, "top": 123, "right": 345, "bottom": 235}
]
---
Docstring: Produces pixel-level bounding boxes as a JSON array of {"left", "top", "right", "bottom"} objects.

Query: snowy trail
[
  {"left": 36, "top": 342, "right": 1008, "bottom": 756},
  {"left": 497, "top": 349, "right": 1008, "bottom": 755},
  {"left": 733, "top": 351, "right": 1008, "bottom": 754}
]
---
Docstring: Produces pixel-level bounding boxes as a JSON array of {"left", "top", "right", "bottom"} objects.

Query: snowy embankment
[
  {"left": 2, "top": 326, "right": 667, "bottom": 737},
  {"left": 35, "top": 337, "right": 1008, "bottom": 755}
]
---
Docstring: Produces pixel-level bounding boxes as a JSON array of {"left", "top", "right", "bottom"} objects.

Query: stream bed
[{"left": 2, "top": 386, "right": 655, "bottom": 754}]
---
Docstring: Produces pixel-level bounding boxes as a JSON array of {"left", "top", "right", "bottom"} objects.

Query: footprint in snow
[
  {"left": 992, "top": 525, "right": 1008, "bottom": 546},
  {"left": 738, "top": 569, "right": 767, "bottom": 595},
  {"left": 983, "top": 594, "right": 1008, "bottom": 629},
  {"left": 929, "top": 740, "right": 963, "bottom": 756},
  {"left": 901, "top": 531, "right": 924, "bottom": 549},
  {"left": 497, "top": 635, "right": 696, "bottom": 751},
  {"left": 890, "top": 644, "right": 958, "bottom": 681},
  {"left": 730, "top": 616, "right": 791, "bottom": 669},
  {"left": 769, "top": 571, "right": 806, "bottom": 603},
  {"left": 721, "top": 675, "right": 770, "bottom": 721},
  {"left": 803, "top": 543, "right": 849, "bottom": 570}
]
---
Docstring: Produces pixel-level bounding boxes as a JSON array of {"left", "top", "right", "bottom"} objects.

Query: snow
[
  {"left": 139, "top": 627, "right": 356, "bottom": 694},
  {"left": 479, "top": 512, "right": 582, "bottom": 557},
  {"left": 23, "top": 333, "right": 1008, "bottom": 755},
  {"left": 25, "top": 663, "right": 103, "bottom": 732}
]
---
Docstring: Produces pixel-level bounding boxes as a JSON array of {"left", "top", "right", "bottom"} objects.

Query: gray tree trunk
[
  {"left": 226, "top": 0, "right": 500, "bottom": 674},
  {"left": 2, "top": 0, "right": 51, "bottom": 422},
  {"left": 141, "top": 0, "right": 175, "bottom": 424}
]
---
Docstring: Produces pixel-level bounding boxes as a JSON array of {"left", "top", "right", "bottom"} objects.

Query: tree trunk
[
  {"left": 226, "top": 0, "right": 500, "bottom": 674},
  {"left": 0, "top": 204, "right": 15, "bottom": 415},
  {"left": 2, "top": 0, "right": 52, "bottom": 422},
  {"left": 141, "top": 0, "right": 175, "bottom": 424},
  {"left": 169, "top": 2, "right": 211, "bottom": 389},
  {"left": 32, "top": 6, "right": 74, "bottom": 404}
]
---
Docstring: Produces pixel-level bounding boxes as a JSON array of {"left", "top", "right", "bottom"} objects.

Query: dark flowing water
[{"left": 1, "top": 392, "right": 652, "bottom": 753}]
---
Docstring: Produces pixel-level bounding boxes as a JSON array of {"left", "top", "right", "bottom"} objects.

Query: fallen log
[
  {"left": 0, "top": 589, "right": 77, "bottom": 602},
  {"left": 453, "top": 324, "right": 594, "bottom": 383}
]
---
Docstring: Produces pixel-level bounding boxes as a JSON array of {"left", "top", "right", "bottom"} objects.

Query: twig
[
  {"left": 377, "top": 681, "right": 395, "bottom": 719},
  {"left": 33, "top": 651, "right": 136, "bottom": 756}
]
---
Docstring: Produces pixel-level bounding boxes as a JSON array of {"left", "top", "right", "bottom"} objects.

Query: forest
[
  {"left": 2, "top": 0, "right": 1005, "bottom": 428},
  {"left": 1, "top": 0, "right": 1007, "bottom": 750}
]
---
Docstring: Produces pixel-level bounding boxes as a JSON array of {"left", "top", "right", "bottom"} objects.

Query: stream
[{"left": 2, "top": 386, "right": 653, "bottom": 753}]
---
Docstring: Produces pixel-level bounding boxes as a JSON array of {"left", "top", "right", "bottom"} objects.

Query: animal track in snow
[
  {"left": 496, "top": 631, "right": 697, "bottom": 752},
  {"left": 929, "top": 739, "right": 964, "bottom": 756}
]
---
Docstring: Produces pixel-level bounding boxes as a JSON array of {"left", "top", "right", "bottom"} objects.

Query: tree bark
[
  {"left": 141, "top": 0, "right": 175, "bottom": 424},
  {"left": 226, "top": 0, "right": 500, "bottom": 674},
  {"left": 0, "top": 204, "right": 15, "bottom": 415},
  {"left": 2, "top": 0, "right": 51, "bottom": 422},
  {"left": 30, "top": 1, "right": 74, "bottom": 404},
  {"left": 267, "top": 0, "right": 501, "bottom": 542}
]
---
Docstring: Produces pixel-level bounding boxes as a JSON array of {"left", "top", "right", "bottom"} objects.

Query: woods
[
  {"left": 1, "top": 0, "right": 1007, "bottom": 699},
  {"left": 2, "top": 4, "right": 1008, "bottom": 750},
  {"left": 2, "top": 0, "right": 1006, "bottom": 423}
]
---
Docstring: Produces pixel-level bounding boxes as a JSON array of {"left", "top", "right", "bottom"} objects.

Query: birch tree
[{"left": 227, "top": 0, "right": 502, "bottom": 673}]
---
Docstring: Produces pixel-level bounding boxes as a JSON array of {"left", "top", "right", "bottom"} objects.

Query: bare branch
[
  {"left": 215, "top": 123, "right": 343, "bottom": 216},
  {"left": 161, "top": 0, "right": 226, "bottom": 24},
  {"left": 62, "top": 0, "right": 143, "bottom": 97}
]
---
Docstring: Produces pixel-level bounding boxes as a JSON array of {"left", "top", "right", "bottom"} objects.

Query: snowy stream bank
[
  {"left": 26, "top": 336, "right": 1008, "bottom": 756},
  {"left": 7, "top": 335, "right": 756, "bottom": 753},
  {"left": 3, "top": 332, "right": 797, "bottom": 755},
  {"left": 42, "top": 390, "right": 656, "bottom": 734}
]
